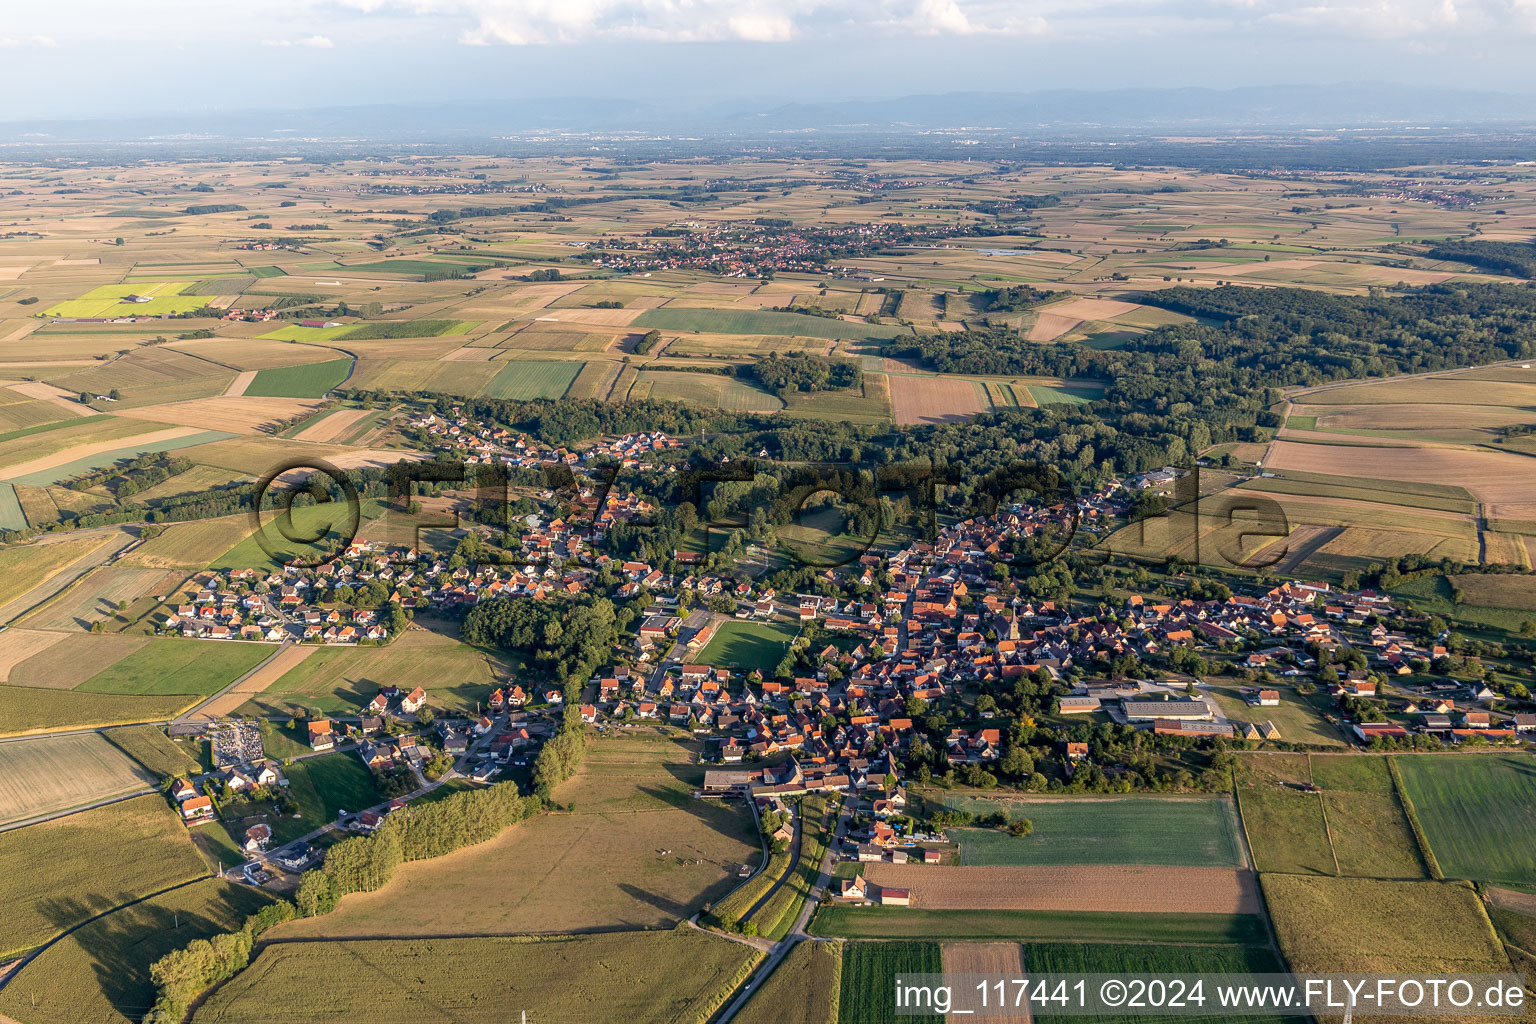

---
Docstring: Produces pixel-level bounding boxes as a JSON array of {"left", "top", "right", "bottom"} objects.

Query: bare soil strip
[
  {"left": 861, "top": 864, "right": 1262, "bottom": 915},
  {"left": 223, "top": 370, "right": 258, "bottom": 396}
]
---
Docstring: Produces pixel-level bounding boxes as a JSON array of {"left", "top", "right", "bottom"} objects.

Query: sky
[{"left": 3, "top": 0, "right": 1536, "bottom": 120}]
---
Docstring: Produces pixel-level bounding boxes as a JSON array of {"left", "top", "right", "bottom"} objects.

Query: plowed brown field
[{"left": 862, "top": 864, "right": 1261, "bottom": 914}]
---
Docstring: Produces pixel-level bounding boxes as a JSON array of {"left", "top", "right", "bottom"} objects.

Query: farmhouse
[{"left": 308, "top": 719, "right": 335, "bottom": 751}]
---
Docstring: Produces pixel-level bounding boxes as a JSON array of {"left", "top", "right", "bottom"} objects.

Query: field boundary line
[
  {"left": 1307, "top": 755, "right": 1343, "bottom": 876},
  {"left": 0, "top": 875, "right": 210, "bottom": 995},
  {"left": 1385, "top": 756, "right": 1444, "bottom": 880}
]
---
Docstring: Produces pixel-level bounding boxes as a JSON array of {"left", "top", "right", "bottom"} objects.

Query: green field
[
  {"left": 238, "top": 637, "right": 497, "bottom": 716},
  {"left": 697, "top": 620, "right": 800, "bottom": 673},
  {"left": 637, "top": 370, "right": 784, "bottom": 412},
  {"left": 839, "top": 941, "right": 943, "bottom": 1024},
  {"left": 0, "top": 878, "right": 274, "bottom": 1024},
  {"left": 102, "top": 724, "right": 202, "bottom": 778},
  {"left": 636, "top": 307, "right": 908, "bottom": 341},
  {"left": 243, "top": 357, "right": 353, "bottom": 398},
  {"left": 257, "top": 324, "right": 354, "bottom": 342},
  {"left": 0, "top": 795, "right": 206, "bottom": 959},
  {"left": 1026, "top": 382, "right": 1104, "bottom": 405},
  {"left": 338, "top": 319, "right": 476, "bottom": 340},
  {"left": 275, "top": 752, "right": 385, "bottom": 841},
  {"left": 1309, "top": 755, "right": 1427, "bottom": 879},
  {"left": 1393, "top": 754, "right": 1536, "bottom": 884},
  {"left": 191, "top": 931, "right": 759, "bottom": 1024},
  {"left": 482, "top": 358, "right": 583, "bottom": 400},
  {"left": 1235, "top": 754, "right": 1336, "bottom": 875},
  {"left": 43, "top": 281, "right": 207, "bottom": 318},
  {"left": 809, "top": 907, "right": 1269, "bottom": 945},
  {"left": 932, "top": 796, "right": 1244, "bottom": 867},
  {"left": 1025, "top": 943, "right": 1291, "bottom": 1024},
  {"left": 210, "top": 499, "right": 384, "bottom": 571},
  {"left": 74, "top": 638, "right": 271, "bottom": 696}
]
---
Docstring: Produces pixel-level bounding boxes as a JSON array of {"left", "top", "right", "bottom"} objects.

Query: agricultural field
[
  {"left": 0, "top": 794, "right": 206, "bottom": 959},
  {"left": 0, "top": 878, "right": 275, "bottom": 1024},
  {"left": 734, "top": 940, "right": 841, "bottom": 1024},
  {"left": 209, "top": 499, "right": 385, "bottom": 571},
  {"left": 809, "top": 906, "right": 1269, "bottom": 945},
  {"left": 192, "top": 931, "right": 760, "bottom": 1024},
  {"left": 42, "top": 281, "right": 207, "bottom": 318},
  {"left": 926, "top": 794, "right": 1244, "bottom": 867},
  {"left": 74, "top": 637, "right": 271, "bottom": 696},
  {"left": 697, "top": 620, "right": 800, "bottom": 673},
  {"left": 1392, "top": 753, "right": 1536, "bottom": 884},
  {"left": 242, "top": 357, "right": 353, "bottom": 398},
  {"left": 0, "top": 534, "right": 111, "bottom": 607},
  {"left": 858, "top": 863, "right": 1262, "bottom": 914},
  {"left": 1262, "top": 875, "right": 1510, "bottom": 976},
  {"left": 481, "top": 358, "right": 584, "bottom": 400},
  {"left": 839, "top": 941, "right": 943, "bottom": 1024},
  {"left": 276, "top": 730, "right": 758, "bottom": 938},
  {"left": 635, "top": 307, "right": 907, "bottom": 342},
  {"left": 1024, "top": 943, "right": 1290, "bottom": 1024},
  {"left": 118, "top": 515, "right": 262, "bottom": 569},
  {"left": 18, "top": 564, "right": 186, "bottom": 631},
  {"left": 0, "top": 684, "right": 196, "bottom": 735},
  {"left": 0, "top": 732, "right": 157, "bottom": 822},
  {"left": 101, "top": 723, "right": 201, "bottom": 778},
  {"left": 235, "top": 634, "right": 499, "bottom": 716},
  {"left": 634, "top": 370, "right": 783, "bottom": 412}
]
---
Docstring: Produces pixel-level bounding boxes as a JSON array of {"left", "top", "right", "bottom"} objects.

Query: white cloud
[
  {"left": 262, "top": 34, "right": 335, "bottom": 47},
  {"left": 0, "top": 34, "right": 58, "bottom": 48}
]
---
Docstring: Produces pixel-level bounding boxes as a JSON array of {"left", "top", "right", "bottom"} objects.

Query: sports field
[
  {"left": 930, "top": 795, "right": 1244, "bottom": 867},
  {"left": 1393, "top": 754, "right": 1536, "bottom": 884},
  {"left": 696, "top": 620, "right": 799, "bottom": 672}
]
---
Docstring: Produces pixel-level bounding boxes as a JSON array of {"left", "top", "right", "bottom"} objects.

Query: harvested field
[
  {"left": 192, "top": 931, "right": 759, "bottom": 1024},
  {"left": 0, "top": 732, "right": 156, "bottom": 824},
  {"left": 5, "top": 632, "right": 149, "bottom": 689},
  {"left": 0, "top": 534, "right": 114, "bottom": 609},
  {"left": 223, "top": 370, "right": 256, "bottom": 396},
  {"left": 943, "top": 942, "right": 1029, "bottom": 1024},
  {"left": 118, "top": 515, "right": 256, "bottom": 569},
  {"left": 0, "top": 794, "right": 205, "bottom": 959},
  {"left": 19, "top": 565, "right": 185, "bottom": 631},
  {"left": 0, "top": 685, "right": 195, "bottom": 735},
  {"left": 1026, "top": 313, "right": 1081, "bottom": 341},
  {"left": 193, "top": 643, "right": 317, "bottom": 720},
  {"left": 1048, "top": 297, "right": 1144, "bottom": 320},
  {"left": 0, "top": 425, "right": 206, "bottom": 482},
  {"left": 735, "top": 940, "right": 841, "bottom": 1024},
  {"left": 0, "top": 627, "right": 67, "bottom": 681},
  {"left": 293, "top": 407, "right": 371, "bottom": 443},
  {"left": 5, "top": 381, "right": 97, "bottom": 415},
  {"left": 859, "top": 864, "right": 1262, "bottom": 914},
  {"left": 889, "top": 374, "right": 987, "bottom": 425},
  {"left": 1263, "top": 875, "right": 1509, "bottom": 978},
  {"left": 113, "top": 395, "right": 320, "bottom": 433},
  {"left": 1266, "top": 440, "right": 1536, "bottom": 520},
  {"left": 636, "top": 370, "right": 781, "bottom": 412},
  {"left": 277, "top": 732, "right": 757, "bottom": 937}
]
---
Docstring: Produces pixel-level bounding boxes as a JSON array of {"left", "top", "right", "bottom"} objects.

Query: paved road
[
  {"left": 174, "top": 639, "right": 294, "bottom": 724},
  {"left": 714, "top": 797, "right": 850, "bottom": 1024}
]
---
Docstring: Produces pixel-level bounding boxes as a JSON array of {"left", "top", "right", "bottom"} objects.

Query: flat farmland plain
[
  {"left": 278, "top": 732, "right": 756, "bottom": 937},
  {"left": 859, "top": 864, "right": 1262, "bottom": 914},
  {"left": 1393, "top": 753, "right": 1536, "bottom": 884},
  {"left": 0, "top": 732, "right": 157, "bottom": 824},
  {"left": 0, "top": 794, "right": 205, "bottom": 958},
  {"left": 193, "top": 931, "right": 760, "bottom": 1024},
  {"left": 889, "top": 373, "right": 987, "bottom": 424},
  {"left": 928, "top": 795, "right": 1244, "bottom": 867},
  {"left": 0, "top": 878, "right": 274, "bottom": 1024},
  {"left": 734, "top": 940, "right": 841, "bottom": 1024}
]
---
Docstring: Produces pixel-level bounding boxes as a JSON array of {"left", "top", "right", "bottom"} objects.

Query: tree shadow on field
[
  {"left": 616, "top": 882, "right": 689, "bottom": 921},
  {"left": 22, "top": 891, "right": 226, "bottom": 1021},
  {"left": 636, "top": 784, "right": 757, "bottom": 845}
]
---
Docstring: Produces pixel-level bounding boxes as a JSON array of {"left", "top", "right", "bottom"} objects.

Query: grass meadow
[{"left": 1393, "top": 753, "right": 1536, "bottom": 884}]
